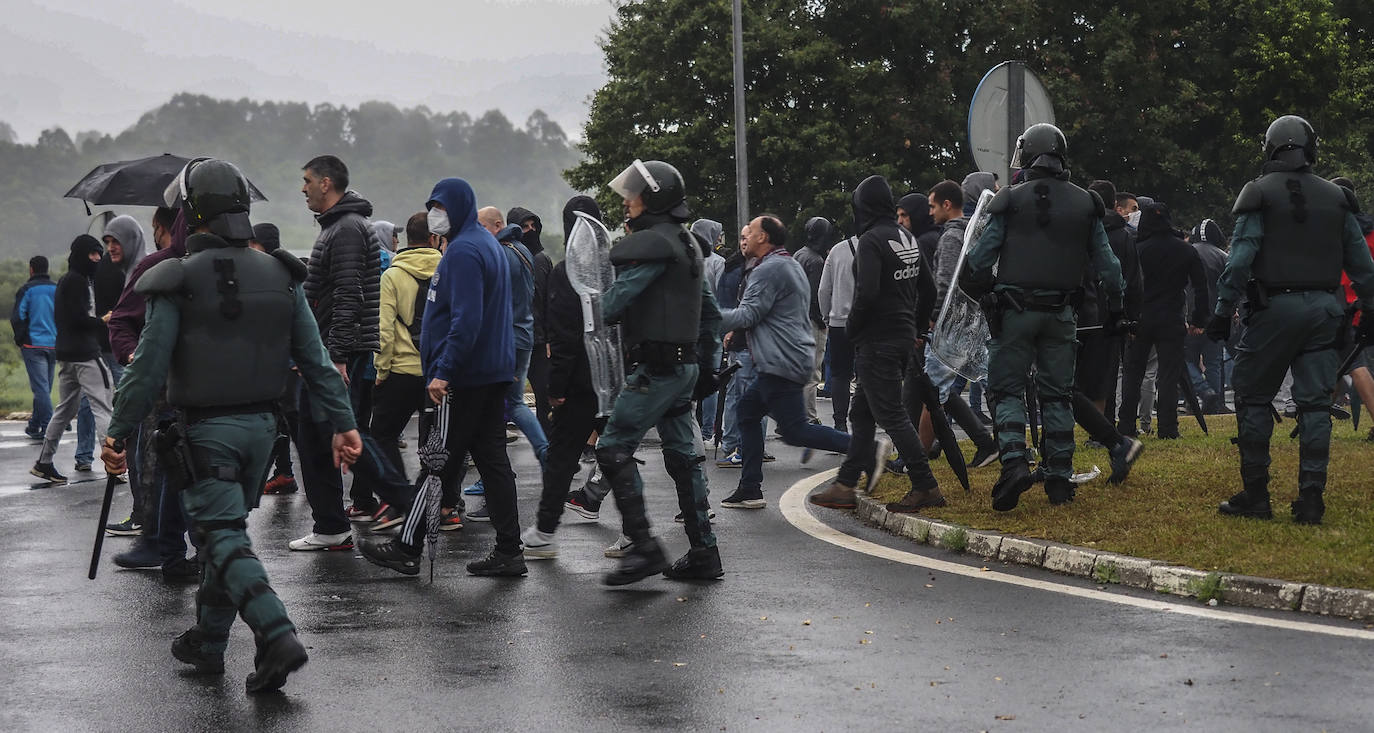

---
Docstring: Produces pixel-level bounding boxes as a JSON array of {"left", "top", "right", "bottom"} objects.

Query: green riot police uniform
[
  {"left": 1213, "top": 120, "right": 1374, "bottom": 524},
  {"left": 961, "top": 129, "right": 1124, "bottom": 511},
  {"left": 595, "top": 213, "right": 722, "bottom": 585},
  {"left": 108, "top": 232, "right": 356, "bottom": 689}
]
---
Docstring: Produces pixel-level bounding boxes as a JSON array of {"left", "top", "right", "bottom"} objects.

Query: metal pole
[{"left": 731, "top": 0, "right": 749, "bottom": 235}]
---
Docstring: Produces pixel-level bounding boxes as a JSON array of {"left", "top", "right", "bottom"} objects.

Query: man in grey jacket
[
  {"left": 718, "top": 215, "right": 850, "bottom": 509},
  {"left": 818, "top": 232, "right": 856, "bottom": 431}
]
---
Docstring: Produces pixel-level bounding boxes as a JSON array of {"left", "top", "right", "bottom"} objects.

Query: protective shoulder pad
[
  {"left": 270, "top": 248, "right": 308, "bottom": 282},
  {"left": 610, "top": 230, "right": 675, "bottom": 266},
  {"left": 1087, "top": 189, "right": 1106, "bottom": 218},
  {"left": 1232, "top": 181, "right": 1263, "bottom": 216},
  {"left": 1343, "top": 186, "right": 1361, "bottom": 215},
  {"left": 134, "top": 258, "right": 185, "bottom": 297},
  {"left": 987, "top": 186, "right": 1015, "bottom": 214}
]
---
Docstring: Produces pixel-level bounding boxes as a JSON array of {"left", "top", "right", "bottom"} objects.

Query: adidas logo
[
  {"left": 888, "top": 231, "right": 922, "bottom": 265},
  {"left": 893, "top": 265, "right": 921, "bottom": 281}
]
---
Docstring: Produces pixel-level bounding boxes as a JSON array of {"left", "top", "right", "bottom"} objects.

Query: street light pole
[{"left": 731, "top": 0, "right": 749, "bottom": 236}]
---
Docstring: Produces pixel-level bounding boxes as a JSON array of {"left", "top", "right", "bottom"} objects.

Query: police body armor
[
  {"left": 988, "top": 177, "right": 1101, "bottom": 292},
  {"left": 609, "top": 221, "right": 703, "bottom": 347},
  {"left": 137, "top": 233, "right": 297, "bottom": 408},
  {"left": 1233, "top": 172, "right": 1352, "bottom": 290}
]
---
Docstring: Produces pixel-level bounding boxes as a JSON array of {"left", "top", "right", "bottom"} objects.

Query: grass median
[{"left": 868, "top": 414, "right": 1374, "bottom": 590}]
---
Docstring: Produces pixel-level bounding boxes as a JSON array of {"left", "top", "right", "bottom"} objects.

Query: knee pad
[{"left": 594, "top": 446, "right": 635, "bottom": 472}]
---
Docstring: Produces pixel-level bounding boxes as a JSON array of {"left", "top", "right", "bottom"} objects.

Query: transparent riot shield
[
  {"left": 931, "top": 189, "right": 995, "bottom": 382},
  {"left": 564, "top": 211, "right": 625, "bottom": 417}
]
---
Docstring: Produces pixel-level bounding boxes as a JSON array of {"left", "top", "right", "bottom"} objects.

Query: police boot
[
  {"left": 1045, "top": 476, "right": 1076, "bottom": 506},
  {"left": 1218, "top": 480, "right": 1273, "bottom": 520},
  {"left": 991, "top": 458, "right": 1034, "bottom": 512},
  {"left": 245, "top": 631, "right": 308, "bottom": 694},
  {"left": 663, "top": 545, "right": 724, "bottom": 581},
  {"left": 170, "top": 626, "right": 225, "bottom": 674},
  {"left": 604, "top": 538, "right": 669, "bottom": 586},
  {"left": 1291, "top": 488, "right": 1325, "bottom": 526}
]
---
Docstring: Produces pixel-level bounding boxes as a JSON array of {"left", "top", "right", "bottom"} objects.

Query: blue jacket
[
  {"left": 495, "top": 224, "right": 536, "bottom": 352},
  {"left": 12, "top": 275, "right": 57, "bottom": 348},
  {"left": 420, "top": 178, "right": 515, "bottom": 388}
]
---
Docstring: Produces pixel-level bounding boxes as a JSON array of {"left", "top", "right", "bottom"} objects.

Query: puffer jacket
[{"left": 304, "top": 191, "right": 380, "bottom": 362}]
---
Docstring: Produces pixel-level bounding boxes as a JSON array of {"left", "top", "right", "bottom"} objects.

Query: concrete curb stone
[{"left": 847, "top": 494, "right": 1374, "bottom": 622}]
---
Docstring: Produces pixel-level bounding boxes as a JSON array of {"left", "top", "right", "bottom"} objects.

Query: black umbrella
[
  {"left": 909, "top": 370, "right": 970, "bottom": 492},
  {"left": 64, "top": 153, "right": 267, "bottom": 210},
  {"left": 1178, "top": 374, "right": 1209, "bottom": 434}
]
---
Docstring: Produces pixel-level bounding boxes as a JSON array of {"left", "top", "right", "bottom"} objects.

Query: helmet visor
[
  {"left": 1009, "top": 138, "right": 1026, "bottom": 170},
  {"left": 608, "top": 159, "right": 661, "bottom": 200}
]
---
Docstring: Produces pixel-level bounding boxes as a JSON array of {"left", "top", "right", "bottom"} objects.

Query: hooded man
[
  {"left": 691, "top": 219, "right": 727, "bottom": 294},
  {"left": 369, "top": 220, "right": 399, "bottom": 271},
  {"left": 1117, "top": 202, "right": 1210, "bottom": 441},
  {"left": 898, "top": 191, "right": 941, "bottom": 269},
  {"left": 508, "top": 206, "right": 555, "bottom": 434},
  {"left": 810, "top": 176, "right": 943, "bottom": 512},
  {"left": 87, "top": 214, "right": 148, "bottom": 476},
  {"left": 795, "top": 216, "right": 832, "bottom": 423},
  {"left": 31, "top": 235, "right": 113, "bottom": 484},
  {"left": 1185, "top": 218, "right": 1230, "bottom": 412},
  {"left": 359, "top": 177, "right": 526, "bottom": 578},
  {"left": 960, "top": 123, "right": 1125, "bottom": 512},
  {"left": 291, "top": 155, "right": 383, "bottom": 551}
]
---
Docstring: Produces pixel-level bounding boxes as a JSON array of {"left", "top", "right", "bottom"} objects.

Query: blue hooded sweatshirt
[
  {"left": 421, "top": 178, "right": 515, "bottom": 388},
  {"left": 494, "top": 223, "right": 536, "bottom": 351}
]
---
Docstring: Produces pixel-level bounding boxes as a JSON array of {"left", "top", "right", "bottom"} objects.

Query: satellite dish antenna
[{"left": 968, "top": 61, "right": 1055, "bottom": 184}]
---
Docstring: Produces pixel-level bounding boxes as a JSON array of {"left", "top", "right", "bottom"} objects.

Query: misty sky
[{"left": 0, "top": 0, "right": 620, "bottom": 142}]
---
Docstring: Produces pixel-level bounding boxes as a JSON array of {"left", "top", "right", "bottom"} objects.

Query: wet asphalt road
[{"left": 1, "top": 417, "right": 1372, "bottom": 732}]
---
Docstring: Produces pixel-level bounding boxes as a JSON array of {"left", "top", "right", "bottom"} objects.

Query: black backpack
[{"left": 402, "top": 274, "right": 429, "bottom": 341}]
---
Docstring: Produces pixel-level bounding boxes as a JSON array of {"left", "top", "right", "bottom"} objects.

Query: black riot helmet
[
  {"left": 1263, "top": 115, "right": 1317, "bottom": 166},
  {"left": 609, "top": 159, "right": 690, "bottom": 219},
  {"left": 1010, "top": 123, "right": 1068, "bottom": 170},
  {"left": 166, "top": 158, "right": 254, "bottom": 240}
]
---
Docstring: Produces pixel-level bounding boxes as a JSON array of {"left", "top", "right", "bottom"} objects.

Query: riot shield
[
  {"left": 565, "top": 211, "right": 625, "bottom": 417},
  {"left": 931, "top": 189, "right": 996, "bottom": 382}
]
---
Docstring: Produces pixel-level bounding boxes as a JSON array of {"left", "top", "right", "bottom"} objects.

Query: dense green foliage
[
  {"left": 569, "top": 0, "right": 1374, "bottom": 235},
  {"left": 0, "top": 94, "right": 582, "bottom": 261}
]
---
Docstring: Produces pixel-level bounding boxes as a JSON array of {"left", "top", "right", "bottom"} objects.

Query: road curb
[{"left": 847, "top": 493, "right": 1374, "bottom": 623}]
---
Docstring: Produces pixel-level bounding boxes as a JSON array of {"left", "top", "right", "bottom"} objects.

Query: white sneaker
[
  {"left": 867, "top": 436, "right": 893, "bottom": 494},
  {"left": 521, "top": 526, "right": 558, "bottom": 559},
  {"left": 604, "top": 535, "right": 633, "bottom": 558},
  {"left": 288, "top": 531, "right": 353, "bottom": 551}
]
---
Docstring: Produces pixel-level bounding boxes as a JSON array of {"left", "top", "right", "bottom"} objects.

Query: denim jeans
[
  {"left": 1185, "top": 332, "right": 1224, "bottom": 398},
  {"left": 20, "top": 347, "right": 55, "bottom": 436},
  {"left": 722, "top": 349, "right": 765, "bottom": 454},
  {"left": 507, "top": 348, "right": 548, "bottom": 466},
  {"left": 737, "top": 372, "right": 849, "bottom": 491}
]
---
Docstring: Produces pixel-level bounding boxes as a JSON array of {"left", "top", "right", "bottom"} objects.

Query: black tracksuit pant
[
  {"left": 1119, "top": 320, "right": 1187, "bottom": 438},
  {"left": 534, "top": 389, "right": 605, "bottom": 534}
]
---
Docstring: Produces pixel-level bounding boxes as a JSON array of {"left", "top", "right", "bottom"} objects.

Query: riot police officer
[
  {"left": 959, "top": 124, "right": 1126, "bottom": 511},
  {"left": 595, "top": 159, "right": 723, "bottom": 585},
  {"left": 100, "top": 158, "right": 361, "bottom": 693},
  {"left": 1209, "top": 115, "right": 1374, "bottom": 524}
]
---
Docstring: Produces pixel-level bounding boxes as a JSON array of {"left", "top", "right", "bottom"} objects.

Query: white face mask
[
  {"left": 1127, "top": 210, "right": 1141, "bottom": 228},
  {"left": 428, "top": 208, "right": 451, "bottom": 237}
]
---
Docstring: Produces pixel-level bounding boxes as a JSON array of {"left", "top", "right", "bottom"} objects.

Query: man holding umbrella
[{"left": 99, "top": 158, "right": 361, "bottom": 693}]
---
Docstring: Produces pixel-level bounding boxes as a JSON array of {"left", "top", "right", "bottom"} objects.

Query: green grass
[{"left": 872, "top": 414, "right": 1374, "bottom": 589}]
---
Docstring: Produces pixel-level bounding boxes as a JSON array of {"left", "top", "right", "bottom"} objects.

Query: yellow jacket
[{"left": 376, "top": 246, "right": 442, "bottom": 380}]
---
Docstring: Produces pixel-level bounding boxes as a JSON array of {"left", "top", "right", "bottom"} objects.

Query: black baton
[{"left": 89, "top": 438, "right": 125, "bottom": 580}]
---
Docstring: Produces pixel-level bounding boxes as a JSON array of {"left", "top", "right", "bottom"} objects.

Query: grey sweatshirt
[
  {"left": 817, "top": 237, "right": 856, "bottom": 328},
  {"left": 720, "top": 248, "right": 815, "bottom": 384}
]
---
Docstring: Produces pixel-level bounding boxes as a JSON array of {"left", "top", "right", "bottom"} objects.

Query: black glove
[
  {"left": 1205, "top": 313, "right": 1232, "bottom": 342},
  {"left": 1359, "top": 310, "right": 1374, "bottom": 342},
  {"left": 692, "top": 369, "right": 720, "bottom": 402},
  {"left": 1104, "top": 310, "right": 1127, "bottom": 337}
]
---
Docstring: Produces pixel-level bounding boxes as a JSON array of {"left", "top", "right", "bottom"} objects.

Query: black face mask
[{"left": 521, "top": 228, "right": 542, "bottom": 252}]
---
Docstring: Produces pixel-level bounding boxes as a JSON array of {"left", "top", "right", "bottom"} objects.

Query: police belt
[
  {"left": 1002, "top": 290, "right": 1074, "bottom": 313},
  {"left": 626, "top": 341, "right": 698, "bottom": 368},
  {"left": 1261, "top": 284, "right": 1338, "bottom": 296},
  {"left": 180, "top": 401, "right": 278, "bottom": 424}
]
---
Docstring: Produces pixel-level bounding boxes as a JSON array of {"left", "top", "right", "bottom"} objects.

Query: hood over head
[
  {"left": 426, "top": 178, "right": 481, "bottom": 245},
  {"left": 68, "top": 234, "right": 103, "bottom": 276},
  {"left": 961, "top": 172, "right": 998, "bottom": 213},
  {"left": 251, "top": 222, "right": 281, "bottom": 252},
  {"left": 897, "top": 192, "right": 938, "bottom": 236},
  {"left": 562, "top": 195, "right": 603, "bottom": 245},
  {"left": 506, "top": 206, "right": 544, "bottom": 255},
  {"left": 690, "top": 219, "right": 724, "bottom": 251},
  {"left": 804, "top": 217, "right": 834, "bottom": 252},
  {"left": 495, "top": 223, "right": 524, "bottom": 244},
  {"left": 1197, "top": 218, "right": 1228, "bottom": 250},
  {"left": 851, "top": 175, "right": 896, "bottom": 235},
  {"left": 1137, "top": 201, "right": 1176, "bottom": 239},
  {"left": 370, "top": 220, "right": 399, "bottom": 252},
  {"left": 102, "top": 214, "right": 147, "bottom": 278}
]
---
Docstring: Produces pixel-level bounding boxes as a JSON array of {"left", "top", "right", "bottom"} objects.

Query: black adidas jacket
[{"left": 847, "top": 175, "right": 936, "bottom": 346}]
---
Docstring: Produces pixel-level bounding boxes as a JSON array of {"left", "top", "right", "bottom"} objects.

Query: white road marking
[{"left": 780, "top": 469, "right": 1374, "bottom": 641}]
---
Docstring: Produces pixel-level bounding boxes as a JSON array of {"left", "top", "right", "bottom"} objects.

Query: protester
[
  {"left": 95, "top": 214, "right": 148, "bottom": 529},
  {"left": 12, "top": 255, "right": 57, "bottom": 441},
  {"left": 31, "top": 235, "right": 112, "bottom": 484},
  {"left": 721, "top": 214, "right": 849, "bottom": 510},
  {"left": 508, "top": 206, "right": 555, "bottom": 434},
  {"left": 359, "top": 176, "right": 527, "bottom": 577},
  {"left": 291, "top": 154, "right": 383, "bottom": 551},
  {"left": 1118, "top": 202, "right": 1209, "bottom": 440},
  {"left": 897, "top": 192, "right": 940, "bottom": 268},
  {"left": 810, "top": 176, "right": 942, "bottom": 513},
  {"left": 1185, "top": 219, "right": 1231, "bottom": 413},
  {"left": 717, "top": 224, "right": 772, "bottom": 465},
  {"left": 817, "top": 226, "right": 856, "bottom": 432},
  {"left": 690, "top": 218, "right": 727, "bottom": 444},
  {"left": 795, "top": 217, "right": 831, "bottom": 424},
  {"left": 245, "top": 223, "right": 302, "bottom": 497},
  {"left": 369, "top": 220, "right": 399, "bottom": 270}
]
